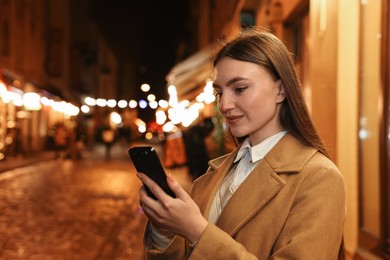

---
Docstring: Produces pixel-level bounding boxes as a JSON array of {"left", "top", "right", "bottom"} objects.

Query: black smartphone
[{"left": 128, "top": 146, "right": 175, "bottom": 200}]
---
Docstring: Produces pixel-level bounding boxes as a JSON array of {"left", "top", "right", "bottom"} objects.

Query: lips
[{"left": 225, "top": 115, "right": 243, "bottom": 125}]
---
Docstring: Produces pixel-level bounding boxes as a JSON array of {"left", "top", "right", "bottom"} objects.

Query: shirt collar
[{"left": 234, "top": 131, "right": 287, "bottom": 164}]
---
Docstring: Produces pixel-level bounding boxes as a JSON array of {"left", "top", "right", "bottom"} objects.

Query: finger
[
  {"left": 166, "top": 174, "right": 190, "bottom": 200},
  {"left": 138, "top": 185, "right": 148, "bottom": 201},
  {"left": 139, "top": 190, "right": 165, "bottom": 225},
  {"left": 138, "top": 179, "right": 161, "bottom": 209},
  {"left": 140, "top": 201, "right": 160, "bottom": 222},
  {"left": 138, "top": 172, "right": 172, "bottom": 202}
]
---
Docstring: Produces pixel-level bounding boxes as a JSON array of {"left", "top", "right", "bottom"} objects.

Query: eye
[{"left": 234, "top": 87, "right": 247, "bottom": 94}]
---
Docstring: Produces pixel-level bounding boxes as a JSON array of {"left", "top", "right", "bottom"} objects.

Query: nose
[{"left": 218, "top": 93, "right": 235, "bottom": 113}]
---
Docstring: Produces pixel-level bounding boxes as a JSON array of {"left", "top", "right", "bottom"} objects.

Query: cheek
[
  {"left": 245, "top": 95, "right": 277, "bottom": 118},
  {"left": 245, "top": 94, "right": 265, "bottom": 111}
]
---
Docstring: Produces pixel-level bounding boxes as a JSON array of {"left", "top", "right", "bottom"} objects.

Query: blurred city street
[{"left": 0, "top": 141, "right": 192, "bottom": 260}]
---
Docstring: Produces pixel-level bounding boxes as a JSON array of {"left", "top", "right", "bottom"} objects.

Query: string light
[{"left": 1, "top": 79, "right": 217, "bottom": 135}]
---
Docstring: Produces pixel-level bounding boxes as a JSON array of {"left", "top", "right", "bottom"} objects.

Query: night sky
[
  {"left": 89, "top": 1, "right": 191, "bottom": 121},
  {"left": 90, "top": 1, "right": 190, "bottom": 95}
]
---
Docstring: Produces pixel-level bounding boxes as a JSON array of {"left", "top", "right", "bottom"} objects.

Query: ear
[{"left": 276, "top": 81, "right": 286, "bottom": 103}]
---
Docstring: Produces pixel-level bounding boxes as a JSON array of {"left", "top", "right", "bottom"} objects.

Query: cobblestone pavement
[{"left": 0, "top": 141, "right": 192, "bottom": 260}]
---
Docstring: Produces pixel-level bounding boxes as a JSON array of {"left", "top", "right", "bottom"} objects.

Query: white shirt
[{"left": 209, "top": 131, "right": 287, "bottom": 224}]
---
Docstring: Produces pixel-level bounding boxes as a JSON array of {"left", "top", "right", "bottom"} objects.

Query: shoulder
[
  {"left": 264, "top": 133, "right": 344, "bottom": 186},
  {"left": 300, "top": 152, "right": 344, "bottom": 188},
  {"left": 264, "top": 133, "right": 336, "bottom": 173}
]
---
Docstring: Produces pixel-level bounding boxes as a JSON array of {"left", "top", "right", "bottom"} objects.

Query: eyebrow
[{"left": 213, "top": 76, "right": 248, "bottom": 88}]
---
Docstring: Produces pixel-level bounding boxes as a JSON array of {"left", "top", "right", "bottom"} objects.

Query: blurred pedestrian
[
  {"left": 137, "top": 28, "right": 345, "bottom": 259},
  {"left": 54, "top": 122, "right": 69, "bottom": 159},
  {"left": 101, "top": 126, "right": 116, "bottom": 159},
  {"left": 163, "top": 129, "right": 186, "bottom": 168},
  {"left": 182, "top": 117, "right": 214, "bottom": 181}
]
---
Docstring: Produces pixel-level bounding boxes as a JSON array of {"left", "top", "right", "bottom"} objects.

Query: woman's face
[{"left": 213, "top": 57, "right": 286, "bottom": 145}]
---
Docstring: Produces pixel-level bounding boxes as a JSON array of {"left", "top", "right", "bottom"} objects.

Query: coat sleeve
[
  {"left": 271, "top": 164, "right": 345, "bottom": 259},
  {"left": 189, "top": 223, "right": 258, "bottom": 259},
  {"left": 144, "top": 225, "right": 187, "bottom": 260}
]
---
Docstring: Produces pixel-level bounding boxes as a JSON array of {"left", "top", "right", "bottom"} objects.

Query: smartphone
[{"left": 128, "top": 146, "right": 175, "bottom": 200}]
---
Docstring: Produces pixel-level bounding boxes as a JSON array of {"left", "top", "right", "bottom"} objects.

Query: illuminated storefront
[{"left": 0, "top": 69, "right": 80, "bottom": 160}]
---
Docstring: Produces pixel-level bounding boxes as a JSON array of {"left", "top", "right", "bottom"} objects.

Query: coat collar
[
  {"left": 207, "top": 133, "right": 317, "bottom": 173},
  {"left": 194, "top": 133, "right": 318, "bottom": 236}
]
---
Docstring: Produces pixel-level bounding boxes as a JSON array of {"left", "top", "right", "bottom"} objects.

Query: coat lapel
[
  {"left": 216, "top": 161, "right": 285, "bottom": 236},
  {"left": 214, "top": 134, "right": 317, "bottom": 237},
  {"left": 192, "top": 151, "right": 238, "bottom": 219}
]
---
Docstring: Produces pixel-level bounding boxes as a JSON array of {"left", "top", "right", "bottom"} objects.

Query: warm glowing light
[
  {"left": 204, "top": 81, "right": 216, "bottom": 104},
  {"left": 135, "top": 118, "right": 146, "bottom": 127},
  {"left": 41, "top": 97, "right": 49, "bottom": 105},
  {"left": 196, "top": 93, "right": 205, "bottom": 102},
  {"left": 0, "top": 82, "right": 7, "bottom": 96},
  {"left": 145, "top": 132, "right": 153, "bottom": 140},
  {"left": 84, "top": 97, "right": 96, "bottom": 106},
  {"left": 96, "top": 98, "right": 107, "bottom": 107},
  {"left": 110, "top": 112, "right": 122, "bottom": 124},
  {"left": 118, "top": 100, "right": 127, "bottom": 108},
  {"left": 359, "top": 129, "right": 368, "bottom": 139},
  {"left": 60, "top": 102, "right": 80, "bottom": 116},
  {"left": 149, "top": 101, "right": 158, "bottom": 109},
  {"left": 162, "top": 121, "right": 176, "bottom": 132},
  {"left": 1, "top": 91, "right": 12, "bottom": 103},
  {"left": 179, "top": 100, "right": 190, "bottom": 107},
  {"left": 23, "top": 92, "right": 41, "bottom": 110},
  {"left": 141, "top": 83, "right": 150, "bottom": 92},
  {"left": 81, "top": 105, "right": 90, "bottom": 113},
  {"left": 134, "top": 118, "right": 146, "bottom": 133},
  {"left": 158, "top": 99, "right": 168, "bottom": 108},
  {"left": 168, "top": 85, "right": 177, "bottom": 95},
  {"left": 147, "top": 94, "right": 156, "bottom": 102},
  {"left": 138, "top": 125, "right": 146, "bottom": 133},
  {"left": 107, "top": 99, "right": 117, "bottom": 108},
  {"left": 129, "top": 100, "right": 138, "bottom": 108},
  {"left": 156, "top": 110, "right": 167, "bottom": 125},
  {"left": 45, "top": 98, "right": 55, "bottom": 107},
  {"left": 13, "top": 80, "right": 21, "bottom": 87},
  {"left": 13, "top": 95, "right": 24, "bottom": 107}
]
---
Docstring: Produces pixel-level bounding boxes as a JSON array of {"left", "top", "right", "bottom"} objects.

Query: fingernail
[{"left": 137, "top": 205, "right": 143, "bottom": 215}]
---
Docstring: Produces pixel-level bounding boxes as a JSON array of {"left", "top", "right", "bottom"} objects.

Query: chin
[{"left": 230, "top": 129, "right": 248, "bottom": 139}]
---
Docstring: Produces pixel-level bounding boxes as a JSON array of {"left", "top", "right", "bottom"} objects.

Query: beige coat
[{"left": 146, "top": 134, "right": 345, "bottom": 259}]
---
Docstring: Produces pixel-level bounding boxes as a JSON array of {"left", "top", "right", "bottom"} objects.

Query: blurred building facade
[
  {"left": 169, "top": 0, "right": 389, "bottom": 259},
  {"left": 0, "top": 0, "right": 119, "bottom": 157}
]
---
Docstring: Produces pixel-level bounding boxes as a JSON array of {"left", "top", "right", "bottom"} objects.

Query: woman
[{"left": 137, "top": 29, "right": 345, "bottom": 259}]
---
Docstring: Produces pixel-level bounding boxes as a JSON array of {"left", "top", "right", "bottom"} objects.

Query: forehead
[{"left": 213, "top": 57, "right": 268, "bottom": 83}]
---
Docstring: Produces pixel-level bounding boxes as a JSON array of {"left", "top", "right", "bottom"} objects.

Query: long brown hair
[{"left": 214, "top": 28, "right": 329, "bottom": 157}]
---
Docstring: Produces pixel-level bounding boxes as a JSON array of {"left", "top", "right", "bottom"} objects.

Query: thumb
[{"left": 167, "top": 173, "right": 189, "bottom": 199}]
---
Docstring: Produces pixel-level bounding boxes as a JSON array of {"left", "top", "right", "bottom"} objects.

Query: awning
[
  {"left": 37, "top": 84, "right": 81, "bottom": 105},
  {"left": 166, "top": 42, "right": 219, "bottom": 99}
]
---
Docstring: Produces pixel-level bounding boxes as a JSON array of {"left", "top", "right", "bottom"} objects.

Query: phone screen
[{"left": 128, "top": 146, "right": 175, "bottom": 199}]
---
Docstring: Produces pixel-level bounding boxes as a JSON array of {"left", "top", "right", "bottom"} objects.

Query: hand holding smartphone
[{"left": 128, "top": 146, "right": 175, "bottom": 200}]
